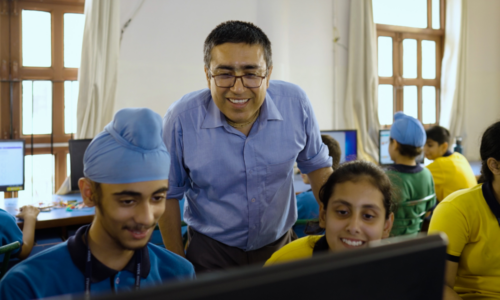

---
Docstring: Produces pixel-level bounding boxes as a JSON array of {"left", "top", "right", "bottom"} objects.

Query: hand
[{"left": 16, "top": 205, "right": 40, "bottom": 220}]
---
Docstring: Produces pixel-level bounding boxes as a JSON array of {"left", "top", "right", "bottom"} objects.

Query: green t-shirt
[{"left": 385, "top": 164, "right": 436, "bottom": 236}]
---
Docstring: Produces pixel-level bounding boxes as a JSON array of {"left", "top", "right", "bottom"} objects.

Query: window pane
[
  {"left": 422, "top": 40, "right": 436, "bottom": 79},
  {"left": 378, "top": 85, "right": 394, "bottom": 125},
  {"left": 403, "top": 86, "right": 418, "bottom": 119},
  {"left": 22, "top": 81, "right": 52, "bottom": 135},
  {"left": 67, "top": 153, "right": 71, "bottom": 177},
  {"left": 64, "top": 13, "right": 85, "bottom": 68},
  {"left": 432, "top": 0, "right": 440, "bottom": 29},
  {"left": 422, "top": 86, "right": 436, "bottom": 124},
  {"left": 373, "top": 0, "right": 427, "bottom": 28},
  {"left": 403, "top": 39, "right": 417, "bottom": 79},
  {"left": 378, "top": 37, "right": 393, "bottom": 77},
  {"left": 18, "top": 154, "right": 54, "bottom": 205},
  {"left": 65, "top": 81, "right": 79, "bottom": 134},
  {"left": 22, "top": 10, "right": 51, "bottom": 67}
]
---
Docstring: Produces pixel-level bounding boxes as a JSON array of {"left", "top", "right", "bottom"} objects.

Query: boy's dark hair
[
  {"left": 321, "top": 135, "right": 341, "bottom": 170},
  {"left": 319, "top": 160, "right": 397, "bottom": 219},
  {"left": 390, "top": 138, "right": 422, "bottom": 158},
  {"left": 426, "top": 126, "right": 450, "bottom": 145},
  {"left": 204, "top": 20, "right": 273, "bottom": 70},
  {"left": 478, "top": 121, "right": 500, "bottom": 183}
]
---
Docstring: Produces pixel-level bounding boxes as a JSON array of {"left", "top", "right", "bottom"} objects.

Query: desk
[{"left": 0, "top": 194, "right": 94, "bottom": 230}]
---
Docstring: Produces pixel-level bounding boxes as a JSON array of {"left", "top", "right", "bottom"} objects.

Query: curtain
[
  {"left": 439, "top": 0, "right": 467, "bottom": 146},
  {"left": 76, "top": 0, "right": 120, "bottom": 139},
  {"left": 343, "top": 0, "right": 379, "bottom": 162}
]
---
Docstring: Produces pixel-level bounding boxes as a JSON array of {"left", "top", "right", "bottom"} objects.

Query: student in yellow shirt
[
  {"left": 424, "top": 126, "right": 477, "bottom": 202},
  {"left": 428, "top": 121, "right": 500, "bottom": 300},
  {"left": 265, "top": 161, "right": 395, "bottom": 265}
]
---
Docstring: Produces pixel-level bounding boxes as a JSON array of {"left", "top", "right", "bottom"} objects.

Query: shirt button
[
  {"left": 251, "top": 198, "right": 256, "bottom": 202},
  {"left": 115, "top": 277, "right": 120, "bottom": 285}
]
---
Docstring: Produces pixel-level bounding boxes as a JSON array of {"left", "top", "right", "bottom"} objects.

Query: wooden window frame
[
  {"left": 376, "top": 0, "right": 446, "bottom": 128},
  {"left": 0, "top": 0, "right": 84, "bottom": 198}
]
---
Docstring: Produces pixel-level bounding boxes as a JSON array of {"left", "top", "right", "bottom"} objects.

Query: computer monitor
[
  {"left": 379, "top": 129, "right": 425, "bottom": 166},
  {"left": 68, "top": 139, "right": 92, "bottom": 191},
  {"left": 0, "top": 140, "right": 25, "bottom": 192},
  {"left": 78, "top": 234, "right": 446, "bottom": 300},
  {"left": 321, "top": 130, "right": 357, "bottom": 163}
]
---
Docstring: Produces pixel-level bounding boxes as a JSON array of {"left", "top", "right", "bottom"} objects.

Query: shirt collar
[
  {"left": 389, "top": 164, "right": 423, "bottom": 174},
  {"left": 443, "top": 150, "right": 453, "bottom": 157},
  {"left": 200, "top": 91, "right": 283, "bottom": 129},
  {"left": 482, "top": 181, "right": 500, "bottom": 227},
  {"left": 312, "top": 235, "right": 329, "bottom": 255},
  {"left": 67, "top": 225, "right": 151, "bottom": 283}
]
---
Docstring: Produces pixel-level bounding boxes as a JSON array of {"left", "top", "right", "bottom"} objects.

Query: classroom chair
[
  {"left": 0, "top": 241, "right": 20, "bottom": 280},
  {"left": 391, "top": 194, "right": 436, "bottom": 236}
]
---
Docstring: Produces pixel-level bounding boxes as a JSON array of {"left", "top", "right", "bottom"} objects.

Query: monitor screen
[
  {"left": 69, "top": 139, "right": 92, "bottom": 191},
  {"left": 321, "top": 130, "right": 357, "bottom": 163},
  {"left": 379, "top": 129, "right": 425, "bottom": 166},
  {"left": 379, "top": 129, "right": 393, "bottom": 165},
  {"left": 0, "top": 140, "right": 25, "bottom": 192},
  {"left": 79, "top": 234, "right": 446, "bottom": 300}
]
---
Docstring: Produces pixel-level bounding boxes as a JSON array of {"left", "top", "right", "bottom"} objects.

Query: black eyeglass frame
[{"left": 209, "top": 70, "right": 269, "bottom": 88}]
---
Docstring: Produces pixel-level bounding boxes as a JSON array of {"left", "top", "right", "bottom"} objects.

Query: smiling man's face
[{"left": 205, "top": 42, "right": 272, "bottom": 124}]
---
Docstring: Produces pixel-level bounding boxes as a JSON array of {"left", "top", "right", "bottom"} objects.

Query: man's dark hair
[
  {"left": 321, "top": 135, "right": 341, "bottom": 170},
  {"left": 204, "top": 20, "right": 273, "bottom": 70},
  {"left": 426, "top": 126, "right": 450, "bottom": 145},
  {"left": 390, "top": 138, "right": 422, "bottom": 158}
]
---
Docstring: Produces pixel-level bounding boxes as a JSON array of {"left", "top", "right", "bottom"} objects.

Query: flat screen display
[
  {"left": 0, "top": 140, "right": 25, "bottom": 192},
  {"left": 321, "top": 130, "right": 357, "bottom": 163},
  {"left": 69, "top": 139, "right": 92, "bottom": 191},
  {"left": 379, "top": 129, "right": 394, "bottom": 165}
]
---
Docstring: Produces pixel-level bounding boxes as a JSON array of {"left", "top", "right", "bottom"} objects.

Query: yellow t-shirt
[
  {"left": 428, "top": 183, "right": 500, "bottom": 299},
  {"left": 265, "top": 235, "right": 323, "bottom": 266},
  {"left": 426, "top": 152, "right": 477, "bottom": 201}
]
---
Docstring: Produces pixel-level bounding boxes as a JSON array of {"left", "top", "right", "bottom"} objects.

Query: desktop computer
[
  {"left": 71, "top": 234, "right": 446, "bottom": 300},
  {"left": 68, "top": 139, "right": 92, "bottom": 191},
  {"left": 321, "top": 130, "right": 357, "bottom": 163},
  {"left": 0, "top": 140, "right": 25, "bottom": 192}
]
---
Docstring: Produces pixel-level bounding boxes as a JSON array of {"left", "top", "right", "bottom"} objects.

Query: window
[
  {"left": 0, "top": 0, "right": 85, "bottom": 198},
  {"left": 373, "top": 0, "right": 445, "bottom": 127}
]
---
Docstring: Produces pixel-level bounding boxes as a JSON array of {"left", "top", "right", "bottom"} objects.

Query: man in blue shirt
[
  {"left": 160, "top": 21, "right": 333, "bottom": 272},
  {"left": 0, "top": 108, "right": 195, "bottom": 300}
]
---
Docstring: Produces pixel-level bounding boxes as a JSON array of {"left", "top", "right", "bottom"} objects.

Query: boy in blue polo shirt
[
  {"left": 0, "top": 108, "right": 195, "bottom": 299},
  {"left": 0, "top": 205, "right": 39, "bottom": 260}
]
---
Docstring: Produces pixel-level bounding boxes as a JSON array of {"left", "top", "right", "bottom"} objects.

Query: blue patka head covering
[
  {"left": 390, "top": 111, "right": 426, "bottom": 148},
  {"left": 83, "top": 108, "right": 170, "bottom": 184}
]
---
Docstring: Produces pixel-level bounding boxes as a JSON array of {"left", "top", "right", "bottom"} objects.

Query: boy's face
[
  {"left": 424, "top": 139, "right": 448, "bottom": 160},
  {"left": 81, "top": 179, "right": 168, "bottom": 251}
]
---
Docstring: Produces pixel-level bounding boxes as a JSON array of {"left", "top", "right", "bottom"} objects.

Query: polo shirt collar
[
  {"left": 201, "top": 92, "right": 283, "bottom": 129},
  {"left": 67, "top": 225, "right": 150, "bottom": 283},
  {"left": 389, "top": 164, "right": 423, "bottom": 174},
  {"left": 482, "top": 181, "right": 500, "bottom": 227},
  {"left": 312, "top": 235, "right": 329, "bottom": 256},
  {"left": 443, "top": 150, "right": 453, "bottom": 157}
]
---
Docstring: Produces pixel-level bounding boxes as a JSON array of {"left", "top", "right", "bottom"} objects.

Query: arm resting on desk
[
  {"left": 16, "top": 206, "right": 40, "bottom": 259},
  {"left": 158, "top": 199, "right": 185, "bottom": 258}
]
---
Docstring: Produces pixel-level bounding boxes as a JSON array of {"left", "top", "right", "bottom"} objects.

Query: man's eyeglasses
[{"left": 209, "top": 71, "right": 268, "bottom": 88}]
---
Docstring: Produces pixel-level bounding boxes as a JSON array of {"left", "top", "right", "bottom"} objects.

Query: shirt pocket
[{"left": 265, "top": 157, "right": 296, "bottom": 203}]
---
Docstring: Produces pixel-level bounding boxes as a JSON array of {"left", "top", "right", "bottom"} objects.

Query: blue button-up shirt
[{"left": 163, "top": 80, "right": 331, "bottom": 250}]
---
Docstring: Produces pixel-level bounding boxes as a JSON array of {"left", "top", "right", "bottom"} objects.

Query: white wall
[
  {"left": 462, "top": 0, "right": 500, "bottom": 160},
  {"left": 116, "top": 0, "right": 336, "bottom": 129}
]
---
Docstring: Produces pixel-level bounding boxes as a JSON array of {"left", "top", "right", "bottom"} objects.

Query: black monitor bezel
[
  {"left": 68, "top": 139, "right": 92, "bottom": 191},
  {"left": 0, "top": 139, "right": 25, "bottom": 192}
]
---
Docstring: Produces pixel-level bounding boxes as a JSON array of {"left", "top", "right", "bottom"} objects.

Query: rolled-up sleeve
[
  {"left": 163, "top": 112, "right": 187, "bottom": 200},
  {"left": 296, "top": 97, "right": 332, "bottom": 174}
]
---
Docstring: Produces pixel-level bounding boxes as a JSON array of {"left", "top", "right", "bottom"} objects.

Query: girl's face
[{"left": 319, "top": 178, "right": 394, "bottom": 251}]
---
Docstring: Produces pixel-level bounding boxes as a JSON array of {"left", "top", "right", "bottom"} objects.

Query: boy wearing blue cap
[
  {"left": 385, "top": 112, "right": 436, "bottom": 236},
  {"left": 0, "top": 108, "right": 195, "bottom": 300}
]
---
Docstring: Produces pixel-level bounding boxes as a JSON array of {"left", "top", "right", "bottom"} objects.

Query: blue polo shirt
[
  {"left": 0, "top": 208, "right": 22, "bottom": 261},
  {"left": 163, "top": 80, "right": 331, "bottom": 250},
  {"left": 0, "top": 225, "right": 195, "bottom": 299}
]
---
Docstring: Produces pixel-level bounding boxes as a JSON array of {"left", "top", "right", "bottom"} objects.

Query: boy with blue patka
[{"left": 0, "top": 108, "right": 195, "bottom": 299}]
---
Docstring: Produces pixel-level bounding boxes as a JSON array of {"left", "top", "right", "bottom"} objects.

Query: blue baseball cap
[
  {"left": 83, "top": 108, "right": 171, "bottom": 184},
  {"left": 390, "top": 112, "right": 426, "bottom": 148}
]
